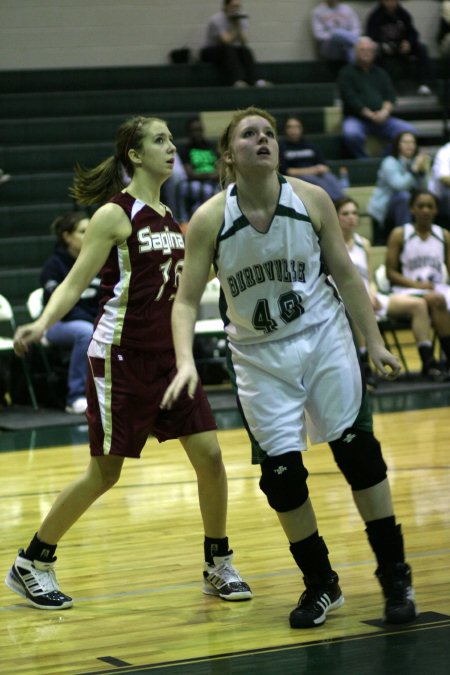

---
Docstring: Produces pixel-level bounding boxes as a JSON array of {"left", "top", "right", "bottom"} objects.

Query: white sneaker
[
  {"left": 65, "top": 397, "right": 87, "bottom": 414},
  {"left": 5, "top": 549, "right": 73, "bottom": 610},
  {"left": 255, "top": 79, "right": 271, "bottom": 87},
  {"left": 203, "top": 553, "right": 252, "bottom": 601},
  {"left": 417, "top": 85, "right": 431, "bottom": 96}
]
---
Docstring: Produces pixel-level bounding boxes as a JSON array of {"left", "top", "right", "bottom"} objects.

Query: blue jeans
[
  {"left": 342, "top": 116, "right": 416, "bottom": 158},
  {"left": 319, "top": 30, "right": 359, "bottom": 63},
  {"left": 300, "top": 171, "right": 344, "bottom": 202},
  {"left": 45, "top": 320, "right": 93, "bottom": 405},
  {"left": 161, "top": 153, "right": 187, "bottom": 221},
  {"left": 177, "top": 179, "right": 218, "bottom": 222}
]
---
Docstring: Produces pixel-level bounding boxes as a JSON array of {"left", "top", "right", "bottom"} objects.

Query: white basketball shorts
[{"left": 229, "top": 309, "right": 363, "bottom": 456}]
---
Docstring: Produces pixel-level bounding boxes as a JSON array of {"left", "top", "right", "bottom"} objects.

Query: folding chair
[
  {"left": 26, "top": 288, "right": 44, "bottom": 322},
  {"left": 198, "top": 278, "right": 221, "bottom": 320},
  {"left": 0, "top": 293, "right": 39, "bottom": 409},
  {"left": 194, "top": 280, "right": 227, "bottom": 384}
]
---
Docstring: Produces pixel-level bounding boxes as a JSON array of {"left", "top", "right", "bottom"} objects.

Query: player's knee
[
  {"left": 182, "top": 431, "right": 223, "bottom": 470},
  {"left": 409, "top": 298, "right": 428, "bottom": 319},
  {"left": 90, "top": 454, "right": 124, "bottom": 488},
  {"left": 329, "top": 429, "right": 387, "bottom": 490},
  {"left": 425, "top": 292, "right": 447, "bottom": 311},
  {"left": 259, "top": 452, "right": 309, "bottom": 512}
]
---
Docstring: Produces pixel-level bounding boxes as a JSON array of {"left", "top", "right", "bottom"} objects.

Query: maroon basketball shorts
[{"left": 86, "top": 339, "right": 217, "bottom": 458}]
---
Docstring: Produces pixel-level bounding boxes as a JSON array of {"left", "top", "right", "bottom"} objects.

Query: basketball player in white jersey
[
  {"left": 386, "top": 189, "right": 450, "bottom": 376},
  {"left": 162, "top": 107, "right": 417, "bottom": 628}
]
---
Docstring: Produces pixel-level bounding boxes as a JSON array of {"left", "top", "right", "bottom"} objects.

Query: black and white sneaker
[
  {"left": 376, "top": 562, "right": 417, "bottom": 624},
  {"left": 203, "top": 553, "right": 252, "bottom": 601},
  {"left": 289, "top": 571, "right": 344, "bottom": 628},
  {"left": 5, "top": 549, "right": 73, "bottom": 610},
  {"left": 422, "top": 362, "right": 448, "bottom": 382}
]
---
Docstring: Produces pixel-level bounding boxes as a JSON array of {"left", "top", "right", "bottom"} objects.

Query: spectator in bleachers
[
  {"left": 42, "top": 212, "right": 100, "bottom": 414},
  {"left": 200, "top": 0, "right": 268, "bottom": 87},
  {"left": 177, "top": 117, "right": 220, "bottom": 225},
  {"left": 428, "top": 141, "right": 450, "bottom": 227},
  {"left": 367, "top": 131, "right": 430, "bottom": 244},
  {"left": 386, "top": 190, "right": 450, "bottom": 378},
  {"left": 336, "top": 196, "right": 444, "bottom": 382},
  {"left": 278, "top": 115, "right": 345, "bottom": 202},
  {"left": 366, "top": 0, "right": 433, "bottom": 95},
  {"left": 311, "top": 0, "right": 361, "bottom": 64},
  {"left": 437, "top": 1, "right": 450, "bottom": 58},
  {"left": 337, "top": 36, "right": 416, "bottom": 159}
]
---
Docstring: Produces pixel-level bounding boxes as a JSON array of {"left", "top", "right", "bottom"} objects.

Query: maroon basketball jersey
[{"left": 93, "top": 191, "right": 185, "bottom": 352}]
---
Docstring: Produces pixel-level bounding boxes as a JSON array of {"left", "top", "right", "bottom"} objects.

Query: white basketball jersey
[
  {"left": 214, "top": 177, "right": 343, "bottom": 344},
  {"left": 347, "top": 233, "right": 369, "bottom": 291},
  {"left": 399, "top": 223, "right": 446, "bottom": 284}
]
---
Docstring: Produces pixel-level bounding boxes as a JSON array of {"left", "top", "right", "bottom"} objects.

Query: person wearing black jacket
[
  {"left": 366, "top": 0, "right": 433, "bottom": 95},
  {"left": 41, "top": 212, "right": 100, "bottom": 413},
  {"left": 279, "top": 116, "right": 345, "bottom": 201}
]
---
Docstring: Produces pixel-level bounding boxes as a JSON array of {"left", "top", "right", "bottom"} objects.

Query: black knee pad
[
  {"left": 259, "top": 452, "right": 309, "bottom": 512},
  {"left": 329, "top": 428, "right": 387, "bottom": 491}
]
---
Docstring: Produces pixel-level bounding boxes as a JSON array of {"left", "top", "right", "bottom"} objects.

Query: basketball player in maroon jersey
[{"left": 6, "top": 115, "right": 252, "bottom": 610}]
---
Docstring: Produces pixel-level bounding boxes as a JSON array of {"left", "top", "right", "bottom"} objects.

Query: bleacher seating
[{"left": 0, "top": 59, "right": 446, "bottom": 326}]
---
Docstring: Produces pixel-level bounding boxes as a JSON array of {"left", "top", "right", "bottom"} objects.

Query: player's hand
[
  {"left": 416, "top": 280, "right": 434, "bottom": 290},
  {"left": 369, "top": 344, "right": 401, "bottom": 380},
  {"left": 13, "top": 322, "right": 45, "bottom": 357},
  {"left": 160, "top": 362, "right": 199, "bottom": 410}
]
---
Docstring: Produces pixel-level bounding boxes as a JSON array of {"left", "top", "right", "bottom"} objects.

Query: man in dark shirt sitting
[
  {"left": 366, "top": 0, "right": 432, "bottom": 95},
  {"left": 279, "top": 116, "right": 344, "bottom": 201},
  {"left": 338, "top": 36, "right": 416, "bottom": 158}
]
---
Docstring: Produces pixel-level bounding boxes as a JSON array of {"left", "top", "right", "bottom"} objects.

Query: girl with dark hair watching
[{"left": 41, "top": 211, "right": 99, "bottom": 414}]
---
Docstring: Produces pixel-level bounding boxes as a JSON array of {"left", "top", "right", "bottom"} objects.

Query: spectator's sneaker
[
  {"left": 203, "top": 553, "right": 252, "bottom": 601},
  {"left": 376, "top": 562, "right": 417, "bottom": 624},
  {"left": 5, "top": 549, "right": 73, "bottom": 610},
  {"left": 422, "top": 362, "right": 450, "bottom": 382},
  {"left": 65, "top": 397, "right": 87, "bottom": 414},
  {"left": 289, "top": 571, "right": 344, "bottom": 628}
]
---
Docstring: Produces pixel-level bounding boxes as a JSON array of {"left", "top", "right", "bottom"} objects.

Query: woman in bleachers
[
  {"left": 336, "top": 196, "right": 445, "bottom": 381},
  {"left": 367, "top": 131, "right": 430, "bottom": 244},
  {"left": 42, "top": 211, "right": 100, "bottom": 413}
]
